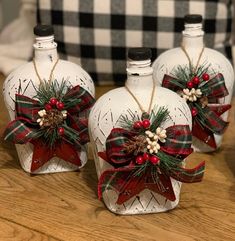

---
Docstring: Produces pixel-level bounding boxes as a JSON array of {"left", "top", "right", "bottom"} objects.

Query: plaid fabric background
[{"left": 37, "top": 0, "right": 233, "bottom": 85}]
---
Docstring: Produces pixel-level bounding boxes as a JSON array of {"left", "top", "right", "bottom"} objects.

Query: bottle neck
[
  {"left": 125, "top": 59, "right": 154, "bottom": 91},
  {"left": 33, "top": 35, "right": 58, "bottom": 63},
  {"left": 182, "top": 23, "right": 204, "bottom": 49}
]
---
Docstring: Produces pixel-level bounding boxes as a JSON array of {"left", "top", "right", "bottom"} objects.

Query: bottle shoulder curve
[
  {"left": 57, "top": 60, "right": 95, "bottom": 96},
  {"left": 153, "top": 47, "right": 234, "bottom": 71},
  {"left": 153, "top": 47, "right": 181, "bottom": 66},
  {"left": 93, "top": 87, "right": 126, "bottom": 105},
  {"left": 4, "top": 62, "right": 33, "bottom": 81},
  {"left": 156, "top": 86, "right": 191, "bottom": 108}
]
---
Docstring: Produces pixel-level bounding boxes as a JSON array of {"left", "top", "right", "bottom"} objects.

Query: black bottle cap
[
  {"left": 128, "top": 48, "right": 152, "bottom": 61},
  {"left": 184, "top": 14, "right": 203, "bottom": 24},
  {"left": 34, "top": 25, "right": 54, "bottom": 36}
]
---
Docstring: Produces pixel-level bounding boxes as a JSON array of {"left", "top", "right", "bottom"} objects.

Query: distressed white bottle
[
  {"left": 89, "top": 48, "right": 192, "bottom": 215},
  {"left": 3, "top": 25, "right": 95, "bottom": 174},
  {"left": 152, "top": 14, "right": 234, "bottom": 152}
]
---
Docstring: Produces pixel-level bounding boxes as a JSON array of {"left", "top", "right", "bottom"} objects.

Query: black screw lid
[
  {"left": 128, "top": 48, "right": 152, "bottom": 61},
  {"left": 184, "top": 14, "right": 203, "bottom": 24},
  {"left": 34, "top": 25, "right": 54, "bottom": 36}
]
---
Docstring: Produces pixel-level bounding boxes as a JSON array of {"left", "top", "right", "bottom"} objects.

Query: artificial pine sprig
[
  {"left": 31, "top": 80, "right": 87, "bottom": 148},
  {"left": 171, "top": 62, "right": 213, "bottom": 88},
  {"left": 172, "top": 65, "right": 192, "bottom": 86},
  {"left": 149, "top": 107, "right": 169, "bottom": 132},
  {"left": 40, "top": 126, "right": 60, "bottom": 147},
  {"left": 133, "top": 161, "right": 149, "bottom": 177},
  {"left": 118, "top": 109, "right": 141, "bottom": 130},
  {"left": 157, "top": 151, "right": 182, "bottom": 171},
  {"left": 34, "top": 79, "right": 69, "bottom": 105},
  {"left": 119, "top": 106, "right": 169, "bottom": 132}
]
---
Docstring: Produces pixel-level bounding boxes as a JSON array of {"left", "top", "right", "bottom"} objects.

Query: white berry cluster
[
  {"left": 145, "top": 127, "right": 167, "bottom": 154},
  {"left": 182, "top": 88, "right": 202, "bottom": 102},
  {"left": 37, "top": 109, "right": 67, "bottom": 127}
]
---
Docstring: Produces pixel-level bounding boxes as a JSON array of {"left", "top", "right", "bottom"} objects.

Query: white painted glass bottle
[
  {"left": 153, "top": 14, "right": 234, "bottom": 152},
  {"left": 3, "top": 25, "right": 95, "bottom": 174},
  {"left": 89, "top": 48, "right": 204, "bottom": 215}
]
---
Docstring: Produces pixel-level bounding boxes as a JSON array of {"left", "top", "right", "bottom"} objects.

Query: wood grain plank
[{"left": 0, "top": 216, "right": 60, "bottom": 241}]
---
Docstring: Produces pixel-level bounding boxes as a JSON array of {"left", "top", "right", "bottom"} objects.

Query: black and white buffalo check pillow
[{"left": 37, "top": 0, "right": 233, "bottom": 85}]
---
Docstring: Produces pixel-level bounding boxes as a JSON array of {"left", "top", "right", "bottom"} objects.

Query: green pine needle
[
  {"left": 119, "top": 109, "right": 141, "bottom": 130},
  {"left": 171, "top": 62, "right": 213, "bottom": 87},
  {"left": 133, "top": 161, "right": 149, "bottom": 177},
  {"left": 118, "top": 106, "right": 169, "bottom": 133},
  {"left": 149, "top": 106, "right": 169, "bottom": 132},
  {"left": 31, "top": 79, "right": 85, "bottom": 147},
  {"left": 157, "top": 151, "right": 183, "bottom": 173},
  {"left": 34, "top": 79, "right": 69, "bottom": 105},
  {"left": 172, "top": 65, "right": 192, "bottom": 83}
]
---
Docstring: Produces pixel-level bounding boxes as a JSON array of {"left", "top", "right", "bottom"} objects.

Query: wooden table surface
[{"left": 0, "top": 75, "right": 235, "bottom": 241}]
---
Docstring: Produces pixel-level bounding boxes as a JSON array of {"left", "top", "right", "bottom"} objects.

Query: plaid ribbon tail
[
  {"left": 157, "top": 151, "right": 205, "bottom": 184},
  {"left": 209, "top": 104, "right": 231, "bottom": 116},
  {"left": 169, "top": 161, "right": 205, "bottom": 183},
  {"left": 195, "top": 74, "right": 229, "bottom": 147},
  {"left": 192, "top": 120, "right": 217, "bottom": 149},
  {"left": 4, "top": 117, "right": 38, "bottom": 144},
  {"left": 193, "top": 105, "right": 229, "bottom": 149}
]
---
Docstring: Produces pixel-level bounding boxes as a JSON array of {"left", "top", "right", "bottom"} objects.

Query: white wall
[{"left": 1, "top": 0, "right": 20, "bottom": 29}]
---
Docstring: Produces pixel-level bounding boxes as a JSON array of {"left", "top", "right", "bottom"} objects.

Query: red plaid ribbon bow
[
  {"left": 162, "top": 73, "right": 230, "bottom": 149},
  {"left": 4, "top": 85, "right": 95, "bottom": 172},
  {"left": 98, "top": 125, "right": 205, "bottom": 205}
]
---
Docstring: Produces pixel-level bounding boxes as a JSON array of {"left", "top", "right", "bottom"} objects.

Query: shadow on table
[
  {"left": 80, "top": 157, "right": 98, "bottom": 195},
  {"left": 223, "top": 150, "right": 235, "bottom": 202},
  {"left": 0, "top": 139, "right": 21, "bottom": 170},
  {"left": 80, "top": 157, "right": 108, "bottom": 214}
]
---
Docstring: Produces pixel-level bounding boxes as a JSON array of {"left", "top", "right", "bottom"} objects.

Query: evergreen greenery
[{"left": 119, "top": 106, "right": 169, "bottom": 133}]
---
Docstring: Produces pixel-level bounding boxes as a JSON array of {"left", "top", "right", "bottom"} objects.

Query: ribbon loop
[
  {"left": 200, "top": 73, "right": 229, "bottom": 98},
  {"left": 105, "top": 128, "right": 137, "bottom": 168},
  {"left": 15, "top": 94, "right": 41, "bottom": 122},
  {"left": 161, "top": 125, "right": 193, "bottom": 157}
]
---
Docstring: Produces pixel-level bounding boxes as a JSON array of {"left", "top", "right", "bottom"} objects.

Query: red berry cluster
[
  {"left": 133, "top": 119, "right": 151, "bottom": 129},
  {"left": 45, "top": 97, "right": 65, "bottom": 136},
  {"left": 45, "top": 97, "right": 65, "bottom": 111},
  {"left": 136, "top": 153, "right": 160, "bottom": 165},
  {"left": 186, "top": 73, "right": 210, "bottom": 89}
]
